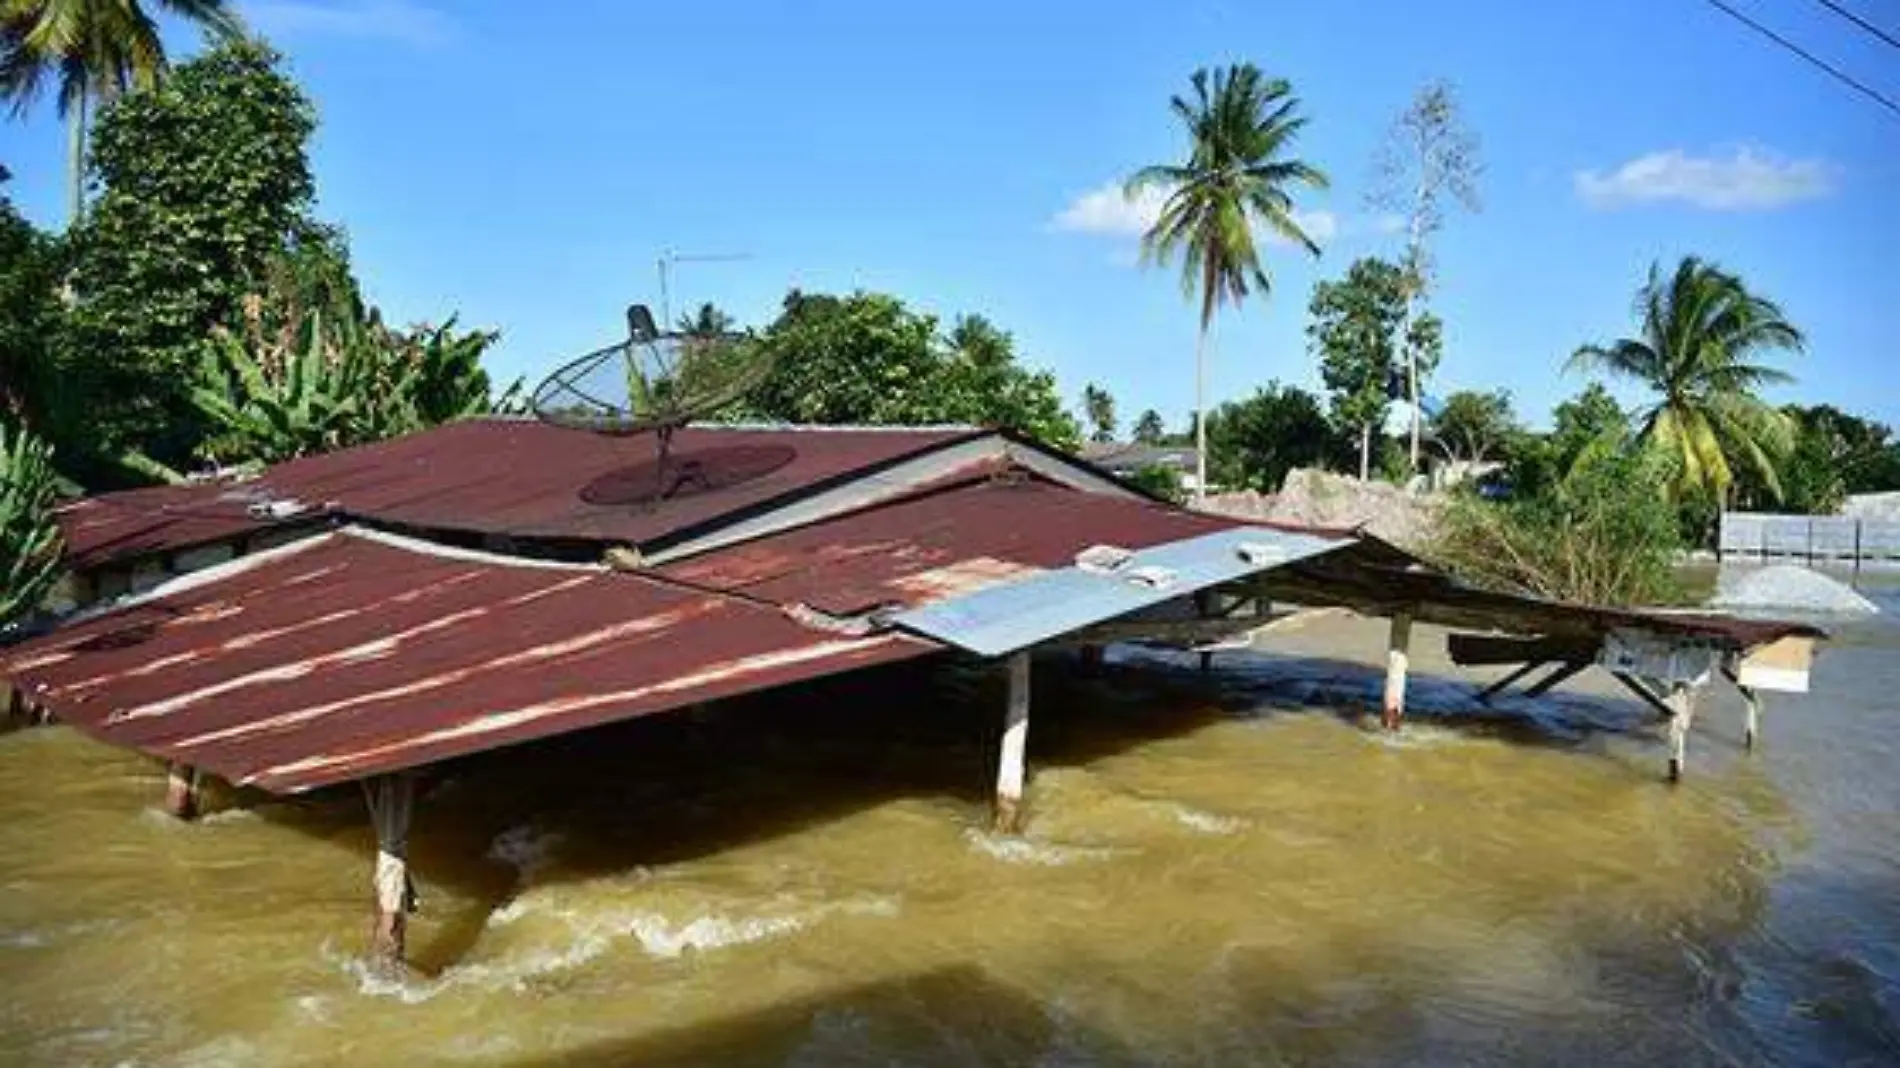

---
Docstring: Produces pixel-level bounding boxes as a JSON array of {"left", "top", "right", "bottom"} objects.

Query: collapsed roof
[{"left": 7, "top": 419, "right": 1824, "bottom": 794}]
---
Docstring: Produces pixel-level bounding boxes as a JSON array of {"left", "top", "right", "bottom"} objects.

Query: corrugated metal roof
[
  {"left": 892, "top": 526, "right": 1350, "bottom": 656},
  {"left": 2, "top": 529, "right": 935, "bottom": 793},
  {"left": 1257, "top": 536, "right": 1827, "bottom": 648},
  {"left": 654, "top": 476, "right": 1244, "bottom": 615},
  {"left": 59, "top": 421, "right": 989, "bottom": 570}
]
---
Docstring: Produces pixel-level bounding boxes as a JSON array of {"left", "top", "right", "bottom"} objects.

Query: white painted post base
[
  {"left": 1740, "top": 685, "right": 1762, "bottom": 751},
  {"left": 1666, "top": 684, "right": 1697, "bottom": 783},
  {"left": 164, "top": 763, "right": 200, "bottom": 820},
  {"left": 993, "top": 652, "right": 1031, "bottom": 835},
  {"left": 1382, "top": 612, "right": 1413, "bottom": 731},
  {"left": 363, "top": 775, "right": 417, "bottom": 975}
]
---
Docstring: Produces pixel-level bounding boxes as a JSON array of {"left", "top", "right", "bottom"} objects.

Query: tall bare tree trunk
[
  {"left": 1403, "top": 209, "right": 1425, "bottom": 476},
  {"left": 1193, "top": 324, "right": 1208, "bottom": 504},
  {"left": 67, "top": 87, "right": 88, "bottom": 225},
  {"left": 1359, "top": 422, "right": 1371, "bottom": 481}
]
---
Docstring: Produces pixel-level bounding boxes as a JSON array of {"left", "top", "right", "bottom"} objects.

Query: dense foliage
[
  {"left": 1125, "top": 462, "right": 1186, "bottom": 503},
  {"left": 742, "top": 291, "right": 1079, "bottom": 448},
  {"left": 0, "top": 420, "right": 63, "bottom": 627},
  {"left": 1310, "top": 256, "right": 1440, "bottom": 479},
  {"left": 1205, "top": 382, "right": 1344, "bottom": 492},
  {"left": 193, "top": 305, "right": 503, "bottom": 467},
  {"left": 64, "top": 39, "right": 319, "bottom": 468},
  {"left": 1428, "top": 389, "right": 1515, "bottom": 466},
  {"left": 1432, "top": 444, "right": 1684, "bottom": 607},
  {"left": 0, "top": 189, "right": 66, "bottom": 432}
]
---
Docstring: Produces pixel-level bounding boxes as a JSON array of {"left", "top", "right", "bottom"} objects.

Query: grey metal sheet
[{"left": 889, "top": 527, "right": 1347, "bottom": 657}]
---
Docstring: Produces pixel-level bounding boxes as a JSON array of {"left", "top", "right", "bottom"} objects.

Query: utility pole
[{"left": 656, "top": 250, "right": 752, "bottom": 328}]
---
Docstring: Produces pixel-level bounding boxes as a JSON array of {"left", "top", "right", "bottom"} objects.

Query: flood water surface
[{"left": 2, "top": 600, "right": 1897, "bottom": 1066}]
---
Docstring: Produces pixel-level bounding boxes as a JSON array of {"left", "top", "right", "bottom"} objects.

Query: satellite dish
[{"left": 531, "top": 302, "right": 776, "bottom": 507}]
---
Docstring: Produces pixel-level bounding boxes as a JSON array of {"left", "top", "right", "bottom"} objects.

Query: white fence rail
[{"left": 1719, "top": 512, "right": 1900, "bottom": 562}]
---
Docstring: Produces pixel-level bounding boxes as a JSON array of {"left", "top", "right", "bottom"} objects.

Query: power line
[
  {"left": 1700, "top": 0, "right": 1900, "bottom": 119},
  {"left": 1813, "top": 0, "right": 1900, "bottom": 54}
]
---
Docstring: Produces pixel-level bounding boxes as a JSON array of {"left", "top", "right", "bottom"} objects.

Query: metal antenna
[{"left": 657, "top": 250, "right": 753, "bottom": 327}]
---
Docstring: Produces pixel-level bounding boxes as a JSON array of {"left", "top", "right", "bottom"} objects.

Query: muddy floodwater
[{"left": 2, "top": 587, "right": 1897, "bottom": 1066}]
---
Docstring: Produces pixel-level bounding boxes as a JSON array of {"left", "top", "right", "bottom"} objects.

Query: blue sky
[{"left": 4, "top": 0, "right": 1896, "bottom": 431}]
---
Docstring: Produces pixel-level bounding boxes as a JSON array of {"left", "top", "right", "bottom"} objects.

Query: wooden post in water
[
  {"left": 163, "top": 763, "right": 201, "bottom": 820},
  {"left": 1740, "top": 684, "right": 1763, "bottom": 751},
  {"left": 1382, "top": 612, "right": 1413, "bottom": 731},
  {"left": 1665, "top": 683, "right": 1697, "bottom": 783},
  {"left": 363, "top": 775, "right": 417, "bottom": 975},
  {"left": 993, "top": 652, "right": 1031, "bottom": 835}
]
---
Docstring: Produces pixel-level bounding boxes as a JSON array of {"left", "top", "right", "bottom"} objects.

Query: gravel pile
[{"left": 1709, "top": 563, "right": 1879, "bottom": 615}]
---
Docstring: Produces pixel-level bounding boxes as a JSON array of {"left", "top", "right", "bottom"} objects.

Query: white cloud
[
  {"left": 1051, "top": 180, "right": 1336, "bottom": 250},
  {"left": 1574, "top": 147, "right": 1836, "bottom": 211},
  {"left": 243, "top": 1, "right": 455, "bottom": 47}
]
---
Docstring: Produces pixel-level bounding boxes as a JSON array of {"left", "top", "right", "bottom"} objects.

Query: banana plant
[{"left": 0, "top": 422, "right": 64, "bottom": 628}]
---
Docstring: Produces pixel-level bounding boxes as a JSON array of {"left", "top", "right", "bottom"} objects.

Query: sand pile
[{"left": 1200, "top": 469, "right": 1441, "bottom": 547}]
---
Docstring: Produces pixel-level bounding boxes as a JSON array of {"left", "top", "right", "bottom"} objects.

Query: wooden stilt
[
  {"left": 363, "top": 775, "right": 417, "bottom": 975},
  {"left": 1382, "top": 612, "right": 1413, "bottom": 730},
  {"left": 1740, "top": 684, "right": 1762, "bottom": 751},
  {"left": 993, "top": 652, "right": 1031, "bottom": 835},
  {"left": 163, "top": 763, "right": 201, "bottom": 820},
  {"left": 3, "top": 686, "right": 21, "bottom": 726},
  {"left": 1665, "top": 684, "right": 1697, "bottom": 783},
  {"left": 1198, "top": 650, "right": 1214, "bottom": 673}
]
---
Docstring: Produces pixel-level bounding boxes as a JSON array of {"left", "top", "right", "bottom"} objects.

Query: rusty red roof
[
  {"left": 59, "top": 421, "right": 992, "bottom": 570},
  {"left": 657, "top": 475, "right": 1248, "bottom": 615},
  {"left": 3, "top": 530, "right": 935, "bottom": 793}
]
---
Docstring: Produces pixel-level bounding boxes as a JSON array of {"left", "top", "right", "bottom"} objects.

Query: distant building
[{"left": 1081, "top": 442, "right": 1205, "bottom": 494}]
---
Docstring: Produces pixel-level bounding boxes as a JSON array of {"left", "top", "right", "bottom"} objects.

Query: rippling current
[{"left": 1, "top": 579, "right": 1896, "bottom": 1066}]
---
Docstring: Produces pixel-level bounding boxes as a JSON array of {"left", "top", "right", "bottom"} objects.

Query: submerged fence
[{"left": 1719, "top": 512, "right": 1900, "bottom": 564}]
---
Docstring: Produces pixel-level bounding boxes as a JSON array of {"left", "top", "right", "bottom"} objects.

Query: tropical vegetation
[
  {"left": 1127, "top": 62, "right": 1328, "bottom": 498},
  {"left": 740, "top": 291, "right": 1079, "bottom": 448},
  {"left": 0, "top": 420, "right": 62, "bottom": 628},
  {"left": 0, "top": 0, "right": 242, "bottom": 220},
  {"left": 1567, "top": 256, "right": 1804, "bottom": 506}
]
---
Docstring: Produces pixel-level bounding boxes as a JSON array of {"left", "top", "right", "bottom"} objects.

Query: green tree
[
  {"left": 65, "top": 38, "right": 318, "bottom": 470},
  {"left": 0, "top": 184, "right": 66, "bottom": 433},
  {"left": 1568, "top": 256, "right": 1803, "bottom": 504},
  {"left": 1310, "top": 257, "right": 1439, "bottom": 479},
  {"left": 1549, "top": 382, "right": 1628, "bottom": 468},
  {"left": 1132, "top": 408, "right": 1166, "bottom": 445},
  {"left": 744, "top": 290, "right": 1080, "bottom": 448},
  {"left": 1082, "top": 383, "right": 1117, "bottom": 443},
  {"left": 0, "top": 419, "right": 62, "bottom": 627},
  {"left": 676, "top": 302, "right": 735, "bottom": 337},
  {"left": 1744, "top": 404, "right": 1900, "bottom": 514},
  {"left": 1368, "top": 80, "right": 1481, "bottom": 472},
  {"left": 1126, "top": 62, "right": 1328, "bottom": 500},
  {"left": 1429, "top": 389, "right": 1515, "bottom": 466},
  {"left": 0, "top": 0, "right": 241, "bottom": 222},
  {"left": 1205, "top": 382, "right": 1341, "bottom": 491}
]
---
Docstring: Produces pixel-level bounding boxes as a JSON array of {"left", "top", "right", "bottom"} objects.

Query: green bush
[
  {"left": 0, "top": 422, "right": 64, "bottom": 628},
  {"left": 1431, "top": 443, "right": 1683, "bottom": 607},
  {"left": 1125, "top": 463, "right": 1187, "bottom": 504}
]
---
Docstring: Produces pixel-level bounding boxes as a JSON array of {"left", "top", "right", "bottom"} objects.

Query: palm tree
[
  {"left": 1081, "top": 382, "right": 1116, "bottom": 443},
  {"left": 1127, "top": 63, "right": 1328, "bottom": 500},
  {"left": 1567, "top": 256, "right": 1803, "bottom": 504},
  {"left": 1, "top": 0, "right": 242, "bottom": 223}
]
